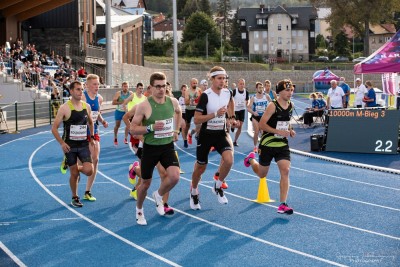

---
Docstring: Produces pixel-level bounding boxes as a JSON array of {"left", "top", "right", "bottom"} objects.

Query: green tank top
[{"left": 143, "top": 96, "right": 175, "bottom": 145}]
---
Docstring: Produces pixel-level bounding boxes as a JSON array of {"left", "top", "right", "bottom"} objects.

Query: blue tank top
[{"left": 84, "top": 90, "right": 100, "bottom": 134}]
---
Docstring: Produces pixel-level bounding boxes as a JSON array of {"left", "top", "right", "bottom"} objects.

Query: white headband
[{"left": 210, "top": 70, "right": 227, "bottom": 77}]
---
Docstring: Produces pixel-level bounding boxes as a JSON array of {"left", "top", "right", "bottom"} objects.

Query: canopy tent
[
  {"left": 312, "top": 69, "right": 340, "bottom": 92},
  {"left": 354, "top": 30, "right": 400, "bottom": 74}
]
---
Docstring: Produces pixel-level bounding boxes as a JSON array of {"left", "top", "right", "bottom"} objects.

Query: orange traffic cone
[{"left": 254, "top": 177, "right": 274, "bottom": 203}]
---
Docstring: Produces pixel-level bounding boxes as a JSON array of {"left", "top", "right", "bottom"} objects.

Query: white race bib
[
  {"left": 274, "top": 121, "right": 289, "bottom": 138},
  {"left": 256, "top": 105, "right": 265, "bottom": 113},
  {"left": 154, "top": 118, "right": 174, "bottom": 138},
  {"left": 236, "top": 100, "right": 245, "bottom": 110},
  {"left": 206, "top": 115, "right": 226, "bottom": 130},
  {"left": 91, "top": 111, "right": 99, "bottom": 121},
  {"left": 70, "top": 125, "right": 87, "bottom": 140}
]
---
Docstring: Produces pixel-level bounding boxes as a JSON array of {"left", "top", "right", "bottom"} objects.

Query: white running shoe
[
  {"left": 212, "top": 183, "right": 228, "bottom": 204},
  {"left": 190, "top": 193, "right": 201, "bottom": 210},
  {"left": 136, "top": 212, "right": 147, "bottom": 225},
  {"left": 152, "top": 191, "right": 165, "bottom": 216}
]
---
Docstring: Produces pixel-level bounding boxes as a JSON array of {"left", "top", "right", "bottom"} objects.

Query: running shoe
[
  {"left": 114, "top": 138, "right": 118, "bottom": 146},
  {"left": 184, "top": 140, "right": 188, "bottom": 148},
  {"left": 164, "top": 203, "right": 174, "bottom": 216},
  {"left": 136, "top": 212, "right": 147, "bottom": 225},
  {"left": 212, "top": 183, "right": 228, "bottom": 204},
  {"left": 187, "top": 133, "right": 193, "bottom": 145},
  {"left": 71, "top": 196, "right": 83, "bottom": 208},
  {"left": 277, "top": 203, "right": 294, "bottom": 215},
  {"left": 244, "top": 152, "right": 256, "bottom": 167},
  {"left": 128, "top": 161, "right": 140, "bottom": 185},
  {"left": 83, "top": 191, "right": 96, "bottom": 201},
  {"left": 130, "top": 187, "right": 137, "bottom": 200},
  {"left": 233, "top": 142, "right": 238, "bottom": 147},
  {"left": 152, "top": 191, "right": 165, "bottom": 216},
  {"left": 124, "top": 138, "right": 128, "bottom": 144},
  {"left": 60, "top": 156, "right": 68, "bottom": 174},
  {"left": 190, "top": 193, "right": 201, "bottom": 210},
  {"left": 231, "top": 127, "right": 234, "bottom": 132},
  {"left": 213, "top": 173, "right": 228, "bottom": 189}
]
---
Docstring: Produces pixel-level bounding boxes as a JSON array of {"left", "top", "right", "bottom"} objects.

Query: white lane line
[
  {"left": 97, "top": 171, "right": 348, "bottom": 267},
  {"left": 0, "top": 241, "right": 27, "bottom": 267},
  {"left": 29, "top": 140, "right": 181, "bottom": 267},
  {"left": 45, "top": 181, "right": 113, "bottom": 187},
  {"left": 178, "top": 147, "right": 400, "bottom": 211},
  {"left": 234, "top": 150, "right": 400, "bottom": 190},
  {"left": 0, "top": 131, "right": 51, "bottom": 147},
  {"left": 0, "top": 217, "right": 80, "bottom": 225}
]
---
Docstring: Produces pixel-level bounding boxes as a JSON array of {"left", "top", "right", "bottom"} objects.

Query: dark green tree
[
  {"left": 216, "top": 0, "right": 231, "bottom": 41},
  {"left": 229, "top": 8, "right": 241, "bottom": 49},
  {"left": 199, "top": 0, "right": 212, "bottom": 16},
  {"left": 316, "top": 34, "right": 326, "bottom": 49},
  {"left": 310, "top": 0, "right": 400, "bottom": 56},
  {"left": 334, "top": 31, "right": 350, "bottom": 56},
  {"left": 181, "top": 0, "right": 200, "bottom": 19},
  {"left": 181, "top": 11, "right": 221, "bottom": 57}
]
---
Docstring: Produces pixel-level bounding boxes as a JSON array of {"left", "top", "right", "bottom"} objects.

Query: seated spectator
[
  {"left": 77, "top": 66, "right": 87, "bottom": 78},
  {"left": 363, "top": 81, "right": 377, "bottom": 107},
  {"left": 302, "top": 93, "right": 326, "bottom": 127}
]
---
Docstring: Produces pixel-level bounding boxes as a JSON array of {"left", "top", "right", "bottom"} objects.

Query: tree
[
  {"left": 310, "top": 0, "right": 400, "bottom": 56},
  {"left": 216, "top": 0, "right": 231, "bottom": 41},
  {"left": 229, "top": 8, "right": 241, "bottom": 50},
  {"left": 199, "top": 0, "right": 212, "bottom": 16},
  {"left": 316, "top": 34, "right": 326, "bottom": 49},
  {"left": 181, "top": 11, "right": 221, "bottom": 57},
  {"left": 334, "top": 31, "right": 350, "bottom": 56},
  {"left": 181, "top": 0, "right": 200, "bottom": 19},
  {"left": 177, "top": 0, "right": 187, "bottom": 17}
]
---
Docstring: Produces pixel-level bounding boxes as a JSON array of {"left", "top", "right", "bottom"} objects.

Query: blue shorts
[{"left": 114, "top": 110, "right": 125, "bottom": 121}]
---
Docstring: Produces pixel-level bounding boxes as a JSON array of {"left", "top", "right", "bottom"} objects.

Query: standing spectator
[
  {"left": 326, "top": 80, "right": 345, "bottom": 109},
  {"left": 363, "top": 81, "right": 377, "bottom": 107},
  {"left": 339, "top": 77, "right": 350, "bottom": 108},
  {"left": 354, "top": 78, "right": 368, "bottom": 108}
]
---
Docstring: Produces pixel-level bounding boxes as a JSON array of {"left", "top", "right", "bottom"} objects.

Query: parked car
[
  {"left": 352, "top": 57, "right": 367, "bottom": 63},
  {"left": 332, "top": 56, "right": 350, "bottom": 62},
  {"left": 315, "top": 56, "right": 329, "bottom": 62}
]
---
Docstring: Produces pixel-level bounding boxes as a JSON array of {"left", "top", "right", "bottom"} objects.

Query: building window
[
  {"left": 263, "top": 44, "right": 268, "bottom": 51},
  {"left": 291, "top": 43, "right": 296, "bottom": 50},
  {"left": 278, "top": 24, "right": 281, "bottom": 31},
  {"left": 257, "top": 19, "right": 263, "bottom": 25},
  {"left": 254, "top": 31, "right": 259, "bottom": 39},
  {"left": 372, "top": 38, "right": 376, "bottom": 43},
  {"left": 278, "top": 37, "right": 282, "bottom": 44},
  {"left": 310, "top": 32, "right": 315, "bottom": 38},
  {"left": 241, "top": 32, "right": 247, "bottom": 39},
  {"left": 292, "top": 30, "right": 297, "bottom": 37},
  {"left": 298, "top": 43, "right": 304, "bottom": 50},
  {"left": 262, "top": 31, "right": 267, "bottom": 38},
  {"left": 254, "top": 44, "right": 259, "bottom": 51},
  {"left": 298, "top": 31, "right": 303, "bottom": 37},
  {"left": 241, "top": 21, "right": 246, "bottom": 26},
  {"left": 263, "top": 19, "right": 267, "bottom": 25}
]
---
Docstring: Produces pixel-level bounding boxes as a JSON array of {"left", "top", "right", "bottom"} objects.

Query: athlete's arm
[
  {"left": 247, "top": 97, "right": 256, "bottom": 116},
  {"left": 130, "top": 101, "right": 150, "bottom": 135},
  {"left": 123, "top": 105, "right": 136, "bottom": 128},
  {"left": 51, "top": 104, "right": 70, "bottom": 153},
  {"left": 112, "top": 91, "right": 121, "bottom": 105},
  {"left": 96, "top": 94, "right": 108, "bottom": 128},
  {"left": 85, "top": 104, "right": 96, "bottom": 145},
  {"left": 171, "top": 97, "right": 182, "bottom": 141},
  {"left": 123, "top": 93, "right": 134, "bottom": 106}
]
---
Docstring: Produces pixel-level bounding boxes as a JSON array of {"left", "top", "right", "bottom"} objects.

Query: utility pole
[
  {"left": 105, "top": 0, "right": 112, "bottom": 86},
  {"left": 172, "top": 0, "right": 178, "bottom": 92}
]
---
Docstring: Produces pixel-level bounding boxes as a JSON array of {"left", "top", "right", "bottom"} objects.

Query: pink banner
[{"left": 381, "top": 73, "right": 397, "bottom": 95}]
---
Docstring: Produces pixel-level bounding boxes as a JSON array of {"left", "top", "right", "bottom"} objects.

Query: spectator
[
  {"left": 302, "top": 93, "right": 326, "bottom": 127},
  {"left": 339, "top": 77, "right": 350, "bottom": 108},
  {"left": 363, "top": 81, "right": 377, "bottom": 107},
  {"left": 77, "top": 66, "right": 87, "bottom": 78},
  {"left": 327, "top": 80, "right": 345, "bottom": 109},
  {"left": 354, "top": 78, "right": 368, "bottom": 108}
]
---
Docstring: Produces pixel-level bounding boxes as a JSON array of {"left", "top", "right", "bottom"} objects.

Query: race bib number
[
  {"left": 70, "top": 125, "right": 87, "bottom": 140},
  {"left": 206, "top": 115, "right": 226, "bottom": 130},
  {"left": 91, "top": 111, "right": 99, "bottom": 121},
  {"left": 154, "top": 118, "right": 174, "bottom": 138},
  {"left": 274, "top": 121, "right": 289, "bottom": 138},
  {"left": 256, "top": 105, "right": 265, "bottom": 114},
  {"left": 236, "top": 100, "right": 245, "bottom": 110}
]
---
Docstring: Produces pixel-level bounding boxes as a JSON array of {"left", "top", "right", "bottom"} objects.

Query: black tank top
[{"left": 62, "top": 100, "right": 89, "bottom": 148}]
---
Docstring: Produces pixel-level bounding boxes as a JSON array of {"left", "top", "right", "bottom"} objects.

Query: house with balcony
[{"left": 238, "top": 4, "right": 317, "bottom": 62}]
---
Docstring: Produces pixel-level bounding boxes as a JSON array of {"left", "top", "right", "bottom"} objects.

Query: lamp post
[{"left": 248, "top": 26, "right": 252, "bottom": 62}]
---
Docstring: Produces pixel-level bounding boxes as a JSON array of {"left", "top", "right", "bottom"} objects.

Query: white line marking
[
  {"left": 177, "top": 147, "right": 400, "bottom": 212},
  {"left": 97, "top": 171, "right": 348, "bottom": 266},
  {"left": 0, "top": 217, "right": 80, "bottom": 225},
  {"left": 29, "top": 140, "right": 181, "bottom": 267},
  {"left": 0, "top": 241, "right": 27, "bottom": 267}
]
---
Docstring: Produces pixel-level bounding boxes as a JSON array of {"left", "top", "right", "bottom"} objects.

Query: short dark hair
[
  {"left": 150, "top": 72, "right": 166, "bottom": 86},
  {"left": 70, "top": 81, "right": 82, "bottom": 90},
  {"left": 136, "top": 82, "right": 143, "bottom": 88}
]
